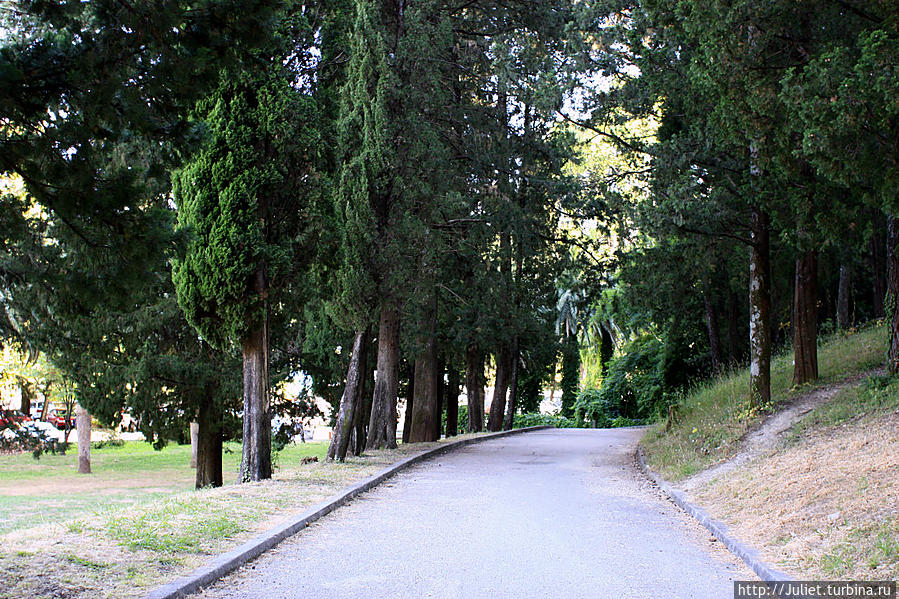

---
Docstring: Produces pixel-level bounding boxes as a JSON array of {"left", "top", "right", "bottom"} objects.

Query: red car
[{"left": 45, "top": 409, "right": 74, "bottom": 429}]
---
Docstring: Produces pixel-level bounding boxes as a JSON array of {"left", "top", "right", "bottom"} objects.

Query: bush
[
  {"left": 512, "top": 412, "right": 577, "bottom": 429},
  {"left": 0, "top": 422, "right": 59, "bottom": 459},
  {"left": 573, "top": 333, "right": 687, "bottom": 427}
]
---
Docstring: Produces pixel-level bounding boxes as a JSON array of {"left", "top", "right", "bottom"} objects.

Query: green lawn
[
  {"left": 0, "top": 440, "right": 328, "bottom": 535},
  {"left": 640, "top": 322, "right": 888, "bottom": 480}
]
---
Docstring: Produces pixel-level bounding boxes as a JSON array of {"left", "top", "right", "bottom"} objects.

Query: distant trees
[{"left": 3, "top": 0, "right": 895, "bottom": 472}]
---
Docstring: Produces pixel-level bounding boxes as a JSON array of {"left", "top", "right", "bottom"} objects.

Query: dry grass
[
  {"left": 0, "top": 435, "right": 477, "bottom": 599},
  {"left": 692, "top": 408, "right": 899, "bottom": 580}
]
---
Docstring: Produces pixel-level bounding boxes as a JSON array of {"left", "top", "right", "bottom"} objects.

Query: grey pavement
[{"left": 197, "top": 428, "right": 753, "bottom": 599}]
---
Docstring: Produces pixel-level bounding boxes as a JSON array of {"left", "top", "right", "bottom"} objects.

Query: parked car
[{"left": 45, "top": 409, "right": 74, "bottom": 429}]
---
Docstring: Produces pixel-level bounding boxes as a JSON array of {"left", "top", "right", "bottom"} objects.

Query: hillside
[{"left": 640, "top": 324, "right": 898, "bottom": 579}]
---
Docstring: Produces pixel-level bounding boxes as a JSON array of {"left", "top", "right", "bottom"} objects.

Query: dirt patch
[
  {"left": 678, "top": 370, "right": 882, "bottom": 493},
  {"left": 688, "top": 398, "right": 899, "bottom": 579}
]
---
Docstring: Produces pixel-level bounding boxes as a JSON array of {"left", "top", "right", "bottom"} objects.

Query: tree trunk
[
  {"left": 76, "top": 404, "right": 91, "bottom": 474},
  {"left": 837, "top": 264, "right": 851, "bottom": 330},
  {"left": 872, "top": 215, "right": 887, "bottom": 319},
  {"left": 240, "top": 310, "right": 271, "bottom": 482},
  {"left": 196, "top": 394, "right": 223, "bottom": 488},
  {"left": 702, "top": 278, "right": 724, "bottom": 371},
  {"left": 487, "top": 345, "right": 511, "bottom": 432},
  {"left": 727, "top": 289, "right": 742, "bottom": 364},
  {"left": 749, "top": 206, "right": 772, "bottom": 409},
  {"left": 367, "top": 303, "right": 400, "bottom": 450},
  {"left": 431, "top": 355, "right": 445, "bottom": 441},
  {"left": 465, "top": 343, "right": 484, "bottom": 432},
  {"left": 409, "top": 337, "right": 439, "bottom": 443},
  {"left": 887, "top": 216, "right": 899, "bottom": 374},
  {"left": 328, "top": 328, "right": 369, "bottom": 461},
  {"left": 402, "top": 363, "right": 414, "bottom": 443},
  {"left": 445, "top": 366, "right": 459, "bottom": 437},
  {"left": 792, "top": 250, "right": 819, "bottom": 386},
  {"left": 352, "top": 367, "right": 372, "bottom": 456},
  {"left": 502, "top": 338, "right": 520, "bottom": 431},
  {"left": 19, "top": 380, "right": 33, "bottom": 418},
  {"left": 190, "top": 421, "right": 199, "bottom": 469}
]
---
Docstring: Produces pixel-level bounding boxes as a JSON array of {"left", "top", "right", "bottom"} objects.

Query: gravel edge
[
  {"left": 145, "top": 426, "right": 551, "bottom": 599},
  {"left": 635, "top": 447, "right": 794, "bottom": 586}
]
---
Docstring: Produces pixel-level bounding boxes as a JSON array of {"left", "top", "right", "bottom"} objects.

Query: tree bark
[
  {"left": 431, "top": 355, "right": 445, "bottom": 441},
  {"left": 401, "top": 362, "right": 414, "bottom": 443},
  {"left": 240, "top": 309, "right": 271, "bottom": 482},
  {"left": 702, "top": 278, "right": 723, "bottom": 371},
  {"left": 792, "top": 250, "right": 819, "bottom": 386},
  {"left": 367, "top": 303, "right": 400, "bottom": 450},
  {"left": 409, "top": 337, "right": 439, "bottom": 443},
  {"left": 445, "top": 366, "right": 460, "bottom": 437},
  {"left": 190, "top": 421, "right": 199, "bottom": 469},
  {"left": 352, "top": 368, "right": 372, "bottom": 456},
  {"left": 196, "top": 394, "right": 223, "bottom": 488},
  {"left": 837, "top": 263, "right": 851, "bottom": 330},
  {"left": 872, "top": 215, "right": 887, "bottom": 319},
  {"left": 749, "top": 206, "right": 772, "bottom": 409},
  {"left": 887, "top": 216, "right": 899, "bottom": 374},
  {"left": 328, "top": 328, "right": 369, "bottom": 461},
  {"left": 465, "top": 343, "right": 484, "bottom": 432},
  {"left": 502, "top": 338, "right": 520, "bottom": 431},
  {"left": 18, "top": 379, "right": 33, "bottom": 418},
  {"left": 76, "top": 404, "right": 91, "bottom": 474},
  {"left": 487, "top": 345, "right": 511, "bottom": 432}
]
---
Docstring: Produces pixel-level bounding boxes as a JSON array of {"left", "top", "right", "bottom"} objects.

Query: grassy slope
[
  {"left": 693, "top": 372, "right": 899, "bottom": 580},
  {"left": 640, "top": 322, "right": 887, "bottom": 481}
]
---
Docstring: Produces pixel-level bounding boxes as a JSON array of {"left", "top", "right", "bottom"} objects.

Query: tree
[{"left": 173, "top": 41, "right": 324, "bottom": 481}]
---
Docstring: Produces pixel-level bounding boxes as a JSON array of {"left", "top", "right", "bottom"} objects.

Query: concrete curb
[
  {"left": 635, "top": 448, "right": 794, "bottom": 588},
  {"left": 145, "top": 426, "right": 551, "bottom": 599}
]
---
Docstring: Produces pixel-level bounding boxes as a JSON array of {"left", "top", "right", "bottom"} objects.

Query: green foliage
[
  {"left": 576, "top": 334, "right": 680, "bottom": 427},
  {"left": 173, "top": 69, "right": 322, "bottom": 347},
  {"left": 559, "top": 335, "right": 580, "bottom": 418},
  {"left": 0, "top": 0, "right": 284, "bottom": 345},
  {"left": 512, "top": 412, "right": 577, "bottom": 429}
]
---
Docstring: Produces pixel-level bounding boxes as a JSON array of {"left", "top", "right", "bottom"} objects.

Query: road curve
[{"left": 198, "top": 428, "right": 752, "bottom": 599}]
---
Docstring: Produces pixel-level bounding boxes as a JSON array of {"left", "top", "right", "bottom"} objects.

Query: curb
[
  {"left": 145, "top": 426, "right": 551, "bottom": 599},
  {"left": 635, "top": 448, "right": 794, "bottom": 587}
]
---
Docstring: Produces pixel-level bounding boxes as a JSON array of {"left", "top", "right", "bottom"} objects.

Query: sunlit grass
[{"left": 0, "top": 440, "right": 329, "bottom": 534}]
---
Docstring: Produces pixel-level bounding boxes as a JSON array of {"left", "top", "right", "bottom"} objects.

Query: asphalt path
[{"left": 198, "top": 428, "right": 752, "bottom": 599}]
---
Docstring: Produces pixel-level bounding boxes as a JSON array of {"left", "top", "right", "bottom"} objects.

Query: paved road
[{"left": 198, "top": 428, "right": 752, "bottom": 599}]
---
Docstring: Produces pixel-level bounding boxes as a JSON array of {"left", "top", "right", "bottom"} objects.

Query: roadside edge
[
  {"left": 145, "top": 426, "right": 551, "bottom": 599},
  {"left": 635, "top": 447, "right": 794, "bottom": 585}
]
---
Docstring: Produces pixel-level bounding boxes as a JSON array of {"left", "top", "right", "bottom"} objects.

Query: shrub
[{"left": 512, "top": 412, "right": 577, "bottom": 429}]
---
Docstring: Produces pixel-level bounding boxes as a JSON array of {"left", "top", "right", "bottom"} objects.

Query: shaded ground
[{"left": 198, "top": 429, "right": 752, "bottom": 599}]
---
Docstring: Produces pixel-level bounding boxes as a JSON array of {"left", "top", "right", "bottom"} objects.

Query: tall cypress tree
[{"left": 173, "top": 36, "right": 323, "bottom": 481}]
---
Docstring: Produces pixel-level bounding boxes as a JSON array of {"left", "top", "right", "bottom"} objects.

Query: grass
[
  {"left": 816, "top": 518, "right": 899, "bottom": 577},
  {"left": 786, "top": 374, "right": 899, "bottom": 445},
  {"left": 0, "top": 440, "right": 328, "bottom": 535},
  {"left": 640, "top": 322, "right": 887, "bottom": 480},
  {"left": 0, "top": 432, "right": 485, "bottom": 598}
]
